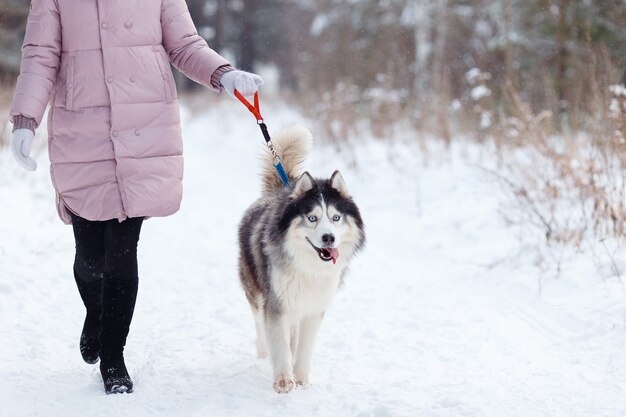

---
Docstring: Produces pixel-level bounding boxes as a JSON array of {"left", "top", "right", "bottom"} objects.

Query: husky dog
[{"left": 238, "top": 126, "right": 365, "bottom": 393}]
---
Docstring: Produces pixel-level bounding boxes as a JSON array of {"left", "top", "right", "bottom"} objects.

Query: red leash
[{"left": 234, "top": 90, "right": 263, "bottom": 122}]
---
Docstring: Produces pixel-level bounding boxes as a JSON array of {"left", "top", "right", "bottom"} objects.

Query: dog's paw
[
  {"left": 294, "top": 370, "right": 310, "bottom": 388},
  {"left": 273, "top": 374, "right": 295, "bottom": 394},
  {"left": 295, "top": 379, "right": 310, "bottom": 388}
]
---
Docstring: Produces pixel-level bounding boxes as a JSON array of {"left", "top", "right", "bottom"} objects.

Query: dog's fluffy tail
[{"left": 261, "top": 125, "right": 313, "bottom": 195}]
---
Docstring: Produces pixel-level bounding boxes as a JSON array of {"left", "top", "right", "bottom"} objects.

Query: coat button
[
  {"left": 101, "top": 22, "right": 107, "bottom": 29},
  {"left": 112, "top": 131, "right": 118, "bottom": 137},
  {"left": 130, "top": 76, "right": 136, "bottom": 82},
  {"left": 66, "top": 81, "right": 73, "bottom": 88},
  {"left": 162, "top": 74, "right": 168, "bottom": 80},
  {"left": 124, "top": 21, "right": 133, "bottom": 29},
  {"left": 107, "top": 77, "right": 113, "bottom": 83},
  {"left": 134, "top": 129, "right": 140, "bottom": 136}
]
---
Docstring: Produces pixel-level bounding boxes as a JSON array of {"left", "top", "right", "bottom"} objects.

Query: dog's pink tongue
[{"left": 328, "top": 248, "right": 339, "bottom": 264}]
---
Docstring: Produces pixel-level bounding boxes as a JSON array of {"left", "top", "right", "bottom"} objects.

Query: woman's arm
[
  {"left": 161, "top": 0, "right": 232, "bottom": 92},
  {"left": 9, "top": 0, "right": 62, "bottom": 128}
]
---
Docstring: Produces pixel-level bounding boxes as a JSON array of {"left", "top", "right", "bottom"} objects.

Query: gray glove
[
  {"left": 220, "top": 70, "right": 264, "bottom": 99},
  {"left": 11, "top": 128, "right": 37, "bottom": 171}
]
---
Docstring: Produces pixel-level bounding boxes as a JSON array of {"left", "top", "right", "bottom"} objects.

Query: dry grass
[
  {"left": 288, "top": 42, "right": 626, "bottom": 274},
  {"left": 296, "top": 81, "right": 414, "bottom": 143},
  {"left": 484, "top": 78, "right": 626, "bottom": 277}
]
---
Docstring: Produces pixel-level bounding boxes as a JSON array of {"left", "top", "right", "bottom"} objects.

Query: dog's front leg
[
  {"left": 290, "top": 324, "right": 300, "bottom": 366},
  {"left": 265, "top": 315, "right": 295, "bottom": 393},
  {"left": 293, "top": 312, "right": 324, "bottom": 387}
]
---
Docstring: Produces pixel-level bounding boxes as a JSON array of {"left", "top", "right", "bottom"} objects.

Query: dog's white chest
[{"left": 272, "top": 268, "right": 341, "bottom": 316}]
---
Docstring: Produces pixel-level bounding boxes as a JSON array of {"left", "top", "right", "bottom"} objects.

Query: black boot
[
  {"left": 74, "top": 271, "right": 102, "bottom": 364},
  {"left": 100, "top": 276, "right": 138, "bottom": 394},
  {"left": 100, "top": 350, "right": 133, "bottom": 394}
]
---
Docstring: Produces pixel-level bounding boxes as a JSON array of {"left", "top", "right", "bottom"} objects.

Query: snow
[
  {"left": 609, "top": 84, "right": 626, "bottom": 98},
  {"left": 310, "top": 14, "right": 329, "bottom": 37},
  {"left": 465, "top": 68, "right": 491, "bottom": 85},
  {"left": 471, "top": 85, "right": 491, "bottom": 101},
  {"left": 1, "top": 95, "right": 626, "bottom": 417},
  {"left": 479, "top": 110, "right": 492, "bottom": 129}
]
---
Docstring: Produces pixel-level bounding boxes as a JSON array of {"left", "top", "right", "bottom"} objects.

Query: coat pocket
[
  {"left": 154, "top": 51, "right": 176, "bottom": 103},
  {"left": 65, "top": 56, "right": 76, "bottom": 111}
]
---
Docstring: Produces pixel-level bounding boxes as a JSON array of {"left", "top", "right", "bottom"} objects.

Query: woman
[{"left": 9, "top": 0, "right": 262, "bottom": 394}]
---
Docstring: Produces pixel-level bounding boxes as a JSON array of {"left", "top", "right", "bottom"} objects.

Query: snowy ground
[{"left": 1, "top": 95, "right": 626, "bottom": 417}]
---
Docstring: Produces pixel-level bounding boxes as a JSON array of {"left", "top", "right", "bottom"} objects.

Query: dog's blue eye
[
  {"left": 308, "top": 216, "right": 317, "bottom": 222},
  {"left": 332, "top": 215, "right": 341, "bottom": 221}
]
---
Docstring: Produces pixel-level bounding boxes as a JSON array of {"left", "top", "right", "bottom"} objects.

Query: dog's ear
[
  {"left": 330, "top": 170, "right": 350, "bottom": 196},
  {"left": 291, "top": 172, "right": 315, "bottom": 198}
]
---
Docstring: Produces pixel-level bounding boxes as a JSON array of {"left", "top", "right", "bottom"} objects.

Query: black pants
[{"left": 70, "top": 211, "right": 144, "bottom": 357}]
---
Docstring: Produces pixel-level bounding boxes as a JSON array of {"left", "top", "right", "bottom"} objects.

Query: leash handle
[
  {"left": 234, "top": 90, "right": 262, "bottom": 122},
  {"left": 234, "top": 89, "right": 272, "bottom": 144}
]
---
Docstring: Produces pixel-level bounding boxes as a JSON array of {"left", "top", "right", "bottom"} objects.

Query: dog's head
[{"left": 276, "top": 170, "right": 365, "bottom": 268}]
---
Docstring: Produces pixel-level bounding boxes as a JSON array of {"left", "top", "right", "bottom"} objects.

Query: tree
[{"left": 0, "top": 0, "right": 29, "bottom": 80}]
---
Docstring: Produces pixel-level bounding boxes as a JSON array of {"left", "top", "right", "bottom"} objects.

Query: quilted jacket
[{"left": 10, "top": 0, "right": 230, "bottom": 223}]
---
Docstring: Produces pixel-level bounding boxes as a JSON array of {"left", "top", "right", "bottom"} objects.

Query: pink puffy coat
[{"left": 10, "top": 0, "right": 230, "bottom": 224}]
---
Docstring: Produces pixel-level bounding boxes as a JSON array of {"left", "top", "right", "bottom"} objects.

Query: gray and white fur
[{"left": 238, "top": 126, "right": 365, "bottom": 393}]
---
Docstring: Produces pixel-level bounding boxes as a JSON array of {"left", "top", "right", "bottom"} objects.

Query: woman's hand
[
  {"left": 220, "top": 70, "right": 264, "bottom": 99},
  {"left": 11, "top": 129, "right": 37, "bottom": 171}
]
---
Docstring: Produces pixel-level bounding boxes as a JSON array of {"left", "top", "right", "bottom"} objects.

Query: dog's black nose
[{"left": 322, "top": 234, "right": 335, "bottom": 246}]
